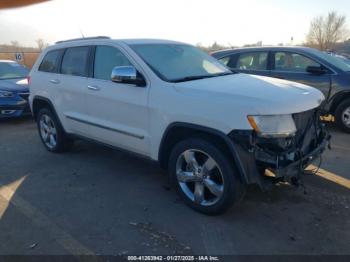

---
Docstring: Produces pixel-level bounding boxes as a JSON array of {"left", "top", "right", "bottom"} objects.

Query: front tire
[
  {"left": 335, "top": 99, "right": 350, "bottom": 133},
  {"left": 168, "top": 138, "right": 245, "bottom": 215},
  {"left": 37, "top": 108, "right": 73, "bottom": 152}
]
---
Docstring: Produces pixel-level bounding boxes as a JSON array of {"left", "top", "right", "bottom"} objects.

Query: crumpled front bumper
[
  {"left": 228, "top": 108, "right": 331, "bottom": 189},
  {"left": 265, "top": 134, "right": 329, "bottom": 178}
]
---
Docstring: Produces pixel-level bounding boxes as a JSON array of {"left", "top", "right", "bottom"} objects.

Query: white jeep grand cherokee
[{"left": 29, "top": 37, "right": 330, "bottom": 214}]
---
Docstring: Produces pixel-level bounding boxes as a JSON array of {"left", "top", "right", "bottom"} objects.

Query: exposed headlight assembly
[
  {"left": 0, "top": 90, "right": 14, "bottom": 98},
  {"left": 247, "top": 114, "right": 297, "bottom": 138}
]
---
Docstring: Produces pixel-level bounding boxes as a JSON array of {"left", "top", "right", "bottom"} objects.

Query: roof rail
[{"left": 55, "top": 36, "right": 110, "bottom": 44}]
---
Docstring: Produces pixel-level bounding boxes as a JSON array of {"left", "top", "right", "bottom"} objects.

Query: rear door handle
[
  {"left": 87, "top": 85, "right": 100, "bottom": 91},
  {"left": 49, "top": 79, "right": 60, "bottom": 84}
]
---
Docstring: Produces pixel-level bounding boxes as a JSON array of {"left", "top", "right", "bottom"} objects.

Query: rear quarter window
[{"left": 38, "top": 50, "right": 63, "bottom": 73}]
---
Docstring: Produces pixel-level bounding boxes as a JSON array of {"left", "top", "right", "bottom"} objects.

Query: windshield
[
  {"left": 310, "top": 50, "right": 350, "bottom": 72},
  {"left": 130, "top": 44, "right": 232, "bottom": 82},
  {"left": 0, "top": 62, "right": 29, "bottom": 80},
  {"left": 335, "top": 55, "right": 350, "bottom": 66}
]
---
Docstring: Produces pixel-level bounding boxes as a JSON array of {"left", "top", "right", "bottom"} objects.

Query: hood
[
  {"left": 0, "top": 78, "right": 29, "bottom": 93},
  {"left": 173, "top": 74, "right": 325, "bottom": 115}
]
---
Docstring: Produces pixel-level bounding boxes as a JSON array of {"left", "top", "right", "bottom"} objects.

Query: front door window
[{"left": 274, "top": 52, "right": 320, "bottom": 72}]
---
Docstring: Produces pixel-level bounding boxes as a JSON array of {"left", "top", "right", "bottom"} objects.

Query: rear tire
[
  {"left": 168, "top": 138, "right": 245, "bottom": 215},
  {"left": 36, "top": 108, "right": 74, "bottom": 152},
  {"left": 335, "top": 99, "right": 350, "bottom": 133}
]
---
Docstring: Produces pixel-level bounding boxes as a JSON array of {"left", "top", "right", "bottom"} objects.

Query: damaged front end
[{"left": 229, "top": 108, "right": 331, "bottom": 190}]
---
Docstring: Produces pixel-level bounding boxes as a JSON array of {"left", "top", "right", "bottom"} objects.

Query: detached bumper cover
[{"left": 228, "top": 108, "right": 330, "bottom": 187}]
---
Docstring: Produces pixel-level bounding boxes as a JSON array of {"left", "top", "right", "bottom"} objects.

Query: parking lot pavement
[{"left": 0, "top": 117, "right": 349, "bottom": 255}]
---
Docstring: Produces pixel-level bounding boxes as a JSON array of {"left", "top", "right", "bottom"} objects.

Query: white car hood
[{"left": 173, "top": 74, "right": 325, "bottom": 115}]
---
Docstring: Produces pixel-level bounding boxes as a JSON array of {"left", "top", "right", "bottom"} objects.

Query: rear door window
[
  {"left": 61, "top": 46, "right": 90, "bottom": 77},
  {"left": 38, "top": 50, "right": 63, "bottom": 73},
  {"left": 236, "top": 52, "right": 268, "bottom": 71}
]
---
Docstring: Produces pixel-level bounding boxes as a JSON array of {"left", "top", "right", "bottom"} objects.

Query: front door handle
[
  {"left": 49, "top": 79, "right": 60, "bottom": 84},
  {"left": 87, "top": 85, "right": 100, "bottom": 91}
]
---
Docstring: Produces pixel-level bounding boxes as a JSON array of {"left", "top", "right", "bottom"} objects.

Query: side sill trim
[{"left": 65, "top": 115, "right": 144, "bottom": 139}]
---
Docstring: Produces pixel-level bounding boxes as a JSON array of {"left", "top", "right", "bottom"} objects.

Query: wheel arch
[
  {"left": 31, "top": 96, "right": 65, "bottom": 133},
  {"left": 158, "top": 122, "right": 249, "bottom": 183},
  {"left": 329, "top": 91, "right": 350, "bottom": 114}
]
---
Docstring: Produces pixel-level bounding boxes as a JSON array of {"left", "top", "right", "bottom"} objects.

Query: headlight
[
  {"left": 0, "top": 90, "right": 14, "bottom": 97},
  {"left": 247, "top": 114, "right": 297, "bottom": 138}
]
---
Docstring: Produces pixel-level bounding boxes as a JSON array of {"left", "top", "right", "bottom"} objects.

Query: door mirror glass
[
  {"left": 306, "top": 65, "right": 328, "bottom": 75},
  {"left": 111, "top": 66, "right": 146, "bottom": 87}
]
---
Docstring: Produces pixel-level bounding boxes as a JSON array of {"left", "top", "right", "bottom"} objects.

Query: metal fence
[{"left": 0, "top": 51, "right": 41, "bottom": 69}]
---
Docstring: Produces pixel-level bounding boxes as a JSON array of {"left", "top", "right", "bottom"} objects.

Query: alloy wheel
[
  {"left": 176, "top": 149, "right": 224, "bottom": 206},
  {"left": 39, "top": 114, "right": 57, "bottom": 149},
  {"left": 342, "top": 106, "right": 350, "bottom": 128}
]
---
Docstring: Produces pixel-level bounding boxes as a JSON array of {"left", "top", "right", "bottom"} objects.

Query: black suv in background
[{"left": 212, "top": 47, "right": 350, "bottom": 133}]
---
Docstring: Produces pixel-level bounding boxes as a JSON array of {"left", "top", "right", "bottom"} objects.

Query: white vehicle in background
[{"left": 29, "top": 37, "right": 330, "bottom": 214}]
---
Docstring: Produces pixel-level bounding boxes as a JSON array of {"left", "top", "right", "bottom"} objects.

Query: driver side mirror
[
  {"left": 111, "top": 66, "right": 146, "bottom": 87},
  {"left": 306, "top": 65, "right": 328, "bottom": 75}
]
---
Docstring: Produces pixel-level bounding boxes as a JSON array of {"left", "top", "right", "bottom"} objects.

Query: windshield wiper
[
  {"left": 172, "top": 75, "right": 212, "bottom": 83},
  {"left": 215, "top": 72, "right": 236, "bottom": 76},
  {"left": 172, "top": 72, "right": 233, "bottom": 83}
]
